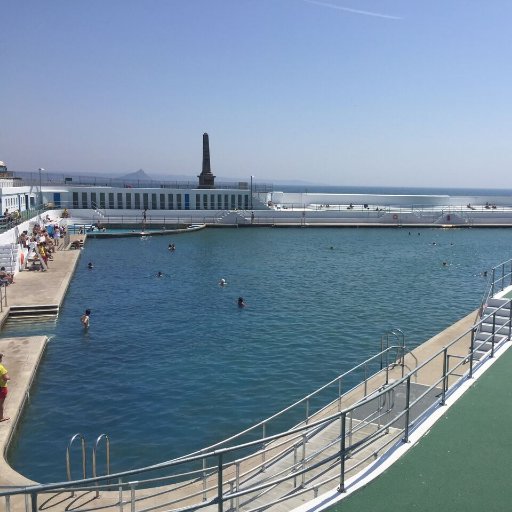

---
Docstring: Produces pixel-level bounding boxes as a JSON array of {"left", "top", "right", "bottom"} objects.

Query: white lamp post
[
  {"left": 38, "top": 168, "right": 44, "bottom": 208},
  {"left": 250, "top": 175, "right": 255, "bottom": 209}
]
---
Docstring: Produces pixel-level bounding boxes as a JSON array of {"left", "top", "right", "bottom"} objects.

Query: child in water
[{"left": 81, "top": 309, "right": 91, "bottom": 328}]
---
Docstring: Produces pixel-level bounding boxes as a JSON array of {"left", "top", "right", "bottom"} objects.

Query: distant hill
[{"left": 118, "top": 169, "right": 153, "bottom": 181}]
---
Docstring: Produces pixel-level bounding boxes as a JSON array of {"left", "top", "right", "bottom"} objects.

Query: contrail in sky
[{"left": 303, "top": 0, "right": 402, "bottom": 20}]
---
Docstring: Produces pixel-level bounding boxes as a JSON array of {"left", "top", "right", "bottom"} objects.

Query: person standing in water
[{"left": 81, "top": 309, "right": 91, "bottom": 328}]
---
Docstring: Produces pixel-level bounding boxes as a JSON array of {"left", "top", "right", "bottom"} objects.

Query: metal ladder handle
[
  {"left": 93, "top": 434, "right": 111, "bottom": 497},
  {"left": 66, "top": 433, "right": 87, "bottom": 498}
]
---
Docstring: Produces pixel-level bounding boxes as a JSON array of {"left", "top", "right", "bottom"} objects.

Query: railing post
[
  {"left": 338, "top": 412, "right": 347, "bottom": 493},
  {"left": 301, "top": 434, "right": 307, "bottom": 487},
  {"left": 130, "top": 484, "right": 135, "bottom": 512},
  {"left": 492, "top": 268, "right": 496, "bottom": 296},
  {"left": 403, "top": 376, "right": 411, "bottom": 443},
  {"left": 441, "top": 348, "right": 448, "bottom": 405},
  {"left": 202, "top": 457, "right": 208, "bottom": 501},
  {"left": 217, "top": 453, "right": 224, "bottom": 512},
  {"left": 491, "top": 312, "right": 496, "bottom": 358},
  {"left": 338, "top": 377, "right": 343, "bottom": 411},
  {"left": 363, "top": 363, "right": 368, "bottom": 396},
  {"left": 235, "top": 461, "right": 240, "bottom": 512},
  {"left": 469, "top": 328, "right": 475, "bottom": 379},
  {"left": 293, "top": 445, "right": 298, "bottom": 488},
  {"left": 31, "top": 492, "right": 37, "bottom": 512},
  {"left": 261, "top": 422, "right": 267, "bottom": 469},
  {"left": 118, "top": 477, "right": 124, "bottom": 512},
  {"left": 509, "top": 301, "right": 512, "bottom": 340}
]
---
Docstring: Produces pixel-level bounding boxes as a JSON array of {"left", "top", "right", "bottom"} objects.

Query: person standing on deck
[{"left": 0, "top": 353, "right": 10, "bottom": 422}]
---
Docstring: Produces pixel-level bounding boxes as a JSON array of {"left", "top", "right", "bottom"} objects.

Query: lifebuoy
[{"left": 393, "top": 214, "right": 398, "bottom": 220}]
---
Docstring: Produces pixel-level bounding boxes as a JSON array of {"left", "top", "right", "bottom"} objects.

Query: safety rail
[
  {"left": 1, "top": 304, "right": 510, "bottom": 512},
  {"left": 479, "top": 258, "right": 512, "bottom": 315}
]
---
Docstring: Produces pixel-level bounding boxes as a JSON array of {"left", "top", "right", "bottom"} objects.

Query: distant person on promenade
[
  {"left": 81, "top": 309, "right": 91, "bottom": 329},
  {"left": 143, "top": 209, "right": 147, "bottom": 222},
  {"left": 0, "top": 353, "right": 10, "bottom": 422}
]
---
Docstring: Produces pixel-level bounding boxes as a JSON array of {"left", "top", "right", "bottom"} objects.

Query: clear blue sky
[{"left": 2, "top": 0, "right": 511, "bottom": 187}]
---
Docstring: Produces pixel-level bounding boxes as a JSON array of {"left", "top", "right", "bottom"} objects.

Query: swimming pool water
[{"left": 5, "top": 227, "right": 511, "bottom": 482}]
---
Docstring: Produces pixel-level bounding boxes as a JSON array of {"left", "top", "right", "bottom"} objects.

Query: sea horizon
[{"left": 277, "top": 184, "right": 512, "bottom": 197}]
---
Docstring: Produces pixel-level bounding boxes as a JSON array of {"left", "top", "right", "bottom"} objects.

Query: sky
[{"left": 1, "top": 0, "right": 512, "bottom": 188}]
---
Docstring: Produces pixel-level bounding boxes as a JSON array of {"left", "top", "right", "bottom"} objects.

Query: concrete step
[
  {"left": 486, "top": 298, "right": 510, "bottom": 309},
  {"left": 9, "top": 304, "right": 59, "bottom": 317}
]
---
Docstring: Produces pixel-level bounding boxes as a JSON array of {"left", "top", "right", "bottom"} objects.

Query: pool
[{"left": 5, "top": 227, "right": 509, "bottom": 482}]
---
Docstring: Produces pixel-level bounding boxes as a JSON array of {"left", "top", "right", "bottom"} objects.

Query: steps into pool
[
  {"left": 474, "top": 298, "right": 511, "bottom": 359},
  {"left": 8, "top": 304, "right": 59, "bottom": 318}
]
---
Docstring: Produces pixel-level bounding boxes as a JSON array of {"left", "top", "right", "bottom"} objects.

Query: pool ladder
[{"left": 66, "top": 433, "right": 110, "bottom": 497}]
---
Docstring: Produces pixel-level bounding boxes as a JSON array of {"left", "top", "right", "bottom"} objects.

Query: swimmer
[
  {"left": 157, "top": 271, "right": 164, "bottom": 278},
  {"left": 80, "top": 309, "right": 91, "bottom": 329},
  {"left": 442, "top": 261, "right": 448, "bottom": 267},
  {"left": 219, "top": 278, "right": 227, "bottom": 287},
  {"left": 87, "top": 262, "right": 94, "bottom": 269},
  {"left": 237, "top": 297, "right": 246, "bottom": 308},
  {"left": 168, "top": 243, "right": 176, "bottom": 251}
]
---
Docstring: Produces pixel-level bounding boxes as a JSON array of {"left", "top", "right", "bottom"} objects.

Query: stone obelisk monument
[{"left": 198, "top": 132, "right": 216, "bottom": 189}]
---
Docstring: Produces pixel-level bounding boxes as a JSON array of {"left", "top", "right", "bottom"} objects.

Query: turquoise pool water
[{"left": 5, "top": 227, "right": 510, "bottom": 483}]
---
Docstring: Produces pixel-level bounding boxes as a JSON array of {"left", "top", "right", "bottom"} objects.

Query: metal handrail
[
  {"left": 93, "top": 434, "right": 110, "bottom": 498},
  {"left": 479, "top": 258, "right": 512, "bottom": 314},
  {"left": 66, "top": 433, "right": 86, "bottom": 485}
]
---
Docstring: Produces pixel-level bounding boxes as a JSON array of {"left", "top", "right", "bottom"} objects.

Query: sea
[
  {"left": 4, "top": 191, "right": 512, "bottom": 484},
  {"left": 276, "top": 184, "right": 512, "bottom": 197}
]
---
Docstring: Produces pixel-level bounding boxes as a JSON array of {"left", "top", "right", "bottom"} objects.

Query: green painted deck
[{"left": 329, "top": 346, "right": 512, "bottom": 512}]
